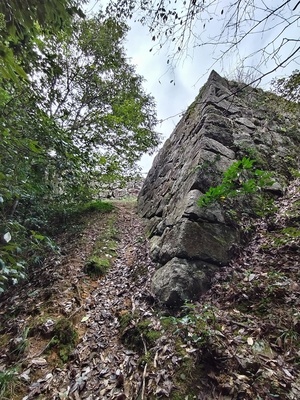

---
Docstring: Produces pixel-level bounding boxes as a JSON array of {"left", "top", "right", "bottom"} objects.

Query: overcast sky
[
  {"left": 87, "top": 1, "right": 300, "bottom": 174},
  {"left": 125, "top": 21, "right": 211, "bottom": 174}
]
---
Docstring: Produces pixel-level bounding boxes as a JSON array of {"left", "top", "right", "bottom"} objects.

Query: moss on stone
[
  {"left": 160, "top": 316, "right": 176, "bottom": 331},
  {"left": 171, "top": 347, "right": 207, "bottom": 398},
  {"left": 53, "top": 318, "right": 77, "bottom": 345}
]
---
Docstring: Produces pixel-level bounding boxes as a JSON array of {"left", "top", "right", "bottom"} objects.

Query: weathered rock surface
[
  {"left": 138, "top": 70, "right": 300, "bottom": 307},
  {"left": 151, "top": 257, "right": 217, "bottom": 307}
]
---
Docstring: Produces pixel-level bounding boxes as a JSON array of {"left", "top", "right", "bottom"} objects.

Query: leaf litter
[{"left": 0, "top": 178, "right": 300, "bottom": 399}]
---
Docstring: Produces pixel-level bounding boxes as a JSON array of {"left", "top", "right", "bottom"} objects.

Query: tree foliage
[
  {"left": 107, "top": 0, "right": 300, "bottom": 80},
  {"left": 0, "top": 10, "right": 159, "bottom": 292},
  {"left": 0, "top": 0, "right": 85, "bottom": 80},
  {"left": 37, "top": 15, "right": 158, "bottom": 189},
  {"left": 272, "top": 70, "right": 300, "bottom": 103}
]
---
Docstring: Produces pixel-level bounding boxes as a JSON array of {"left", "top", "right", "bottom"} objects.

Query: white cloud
[
  {"left": 125, "top": 21, "right": 219, "bottom": 173},
  {"left": 88, "top": 1, "right": 300, "bottom": 173}
]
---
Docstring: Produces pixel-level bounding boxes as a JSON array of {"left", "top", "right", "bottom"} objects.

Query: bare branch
[{"left": 106, "top": 0, "right": 300, "bottom": 80}]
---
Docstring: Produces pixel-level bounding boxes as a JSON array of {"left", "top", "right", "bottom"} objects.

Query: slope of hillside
[{"left": 0, "top": 176, "right": 299, "bottom": 399}]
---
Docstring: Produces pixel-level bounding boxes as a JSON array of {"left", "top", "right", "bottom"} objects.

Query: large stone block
[
  {"left": 156, "top": 220, "right": 239, "bottom": 265},
  {"left": 151, "top": 257, "right": 217, "bottom": 307},
  {"left": 138, "top": 70, "right": 300, "bottom": 306}
]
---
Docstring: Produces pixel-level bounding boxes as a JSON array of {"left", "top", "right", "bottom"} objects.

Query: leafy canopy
[
  {"left": 0, "top": 0, "right": 86, "bottom": 80},
  {"left": 0, "top": 10, "right": 160, "bottom": 293},
  {"left": 37, "top": 14, "right": 159, "bottom": 189}
]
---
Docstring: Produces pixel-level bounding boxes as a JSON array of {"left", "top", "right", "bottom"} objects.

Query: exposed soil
[
  {"left": 1, "top": 180, "right": 300, "bottom": 399},
  {"left": 0, "top": 200, "right": 158, "bottom": 399}
]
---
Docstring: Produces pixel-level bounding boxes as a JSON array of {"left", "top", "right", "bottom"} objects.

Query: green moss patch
[
  {"left": 83, "top": 212, "right": 118, "bottom": 278},
  {"left": 48, "top": 318, "right": 78, "bottom": 363},
  {"left": 118, "top": 311, "right": 134, "bottom": 334},
  {"left": 84, "top": 256, "right": 110, "bottom": 277}
]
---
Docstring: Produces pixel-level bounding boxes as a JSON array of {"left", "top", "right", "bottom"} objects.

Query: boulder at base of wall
[{"left": 151, "top": 257, "right": 218, "bottom": 307}]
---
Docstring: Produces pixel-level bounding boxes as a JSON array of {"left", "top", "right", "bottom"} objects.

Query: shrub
[{"left": 198, "top": 157, "right": 274, "bottom": 207}]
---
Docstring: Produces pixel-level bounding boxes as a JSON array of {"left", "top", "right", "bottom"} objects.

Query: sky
[
  {"left": 125, "top": 22, "right": 210, "bottom": 174},
  {"left": 86, "top": 1, "right": 300, "bottom": 174}
]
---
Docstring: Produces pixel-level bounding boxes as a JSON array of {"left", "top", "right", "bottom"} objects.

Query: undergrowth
[
  {"left": 0, "top": 368, "right": 20, "bottom": 399},
  {"left": 0, "top": 199, "right": 114, "bottom": 293}
]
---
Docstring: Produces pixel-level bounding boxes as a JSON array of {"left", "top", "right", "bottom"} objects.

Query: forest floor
[{"left": 0, "top": 180, "right": 300, "bottom": 400}]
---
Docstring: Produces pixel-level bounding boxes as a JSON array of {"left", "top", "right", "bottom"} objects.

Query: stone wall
[
  {"left": 137, "top": 70, "right": 300, "bottom": 307},
  {"left": 99, "top": 177, "right": 144, "bottom": 199}
]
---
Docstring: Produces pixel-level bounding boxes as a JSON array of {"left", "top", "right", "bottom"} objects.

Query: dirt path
[
  {"left": 44, "top": 202, "right": 157, "bottom": 399},
  {"left": 0, "top": 201, "right": 161, "bottom": 400},
  {"left": 3, "top": 183, "right": 300, "bottom": 400}
]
